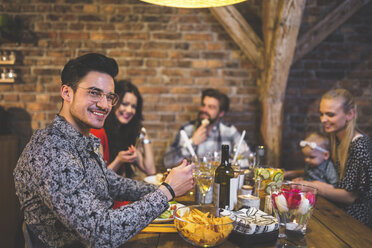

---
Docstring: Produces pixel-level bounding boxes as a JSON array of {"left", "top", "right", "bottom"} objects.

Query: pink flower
[
  {"left": 282, "top": 188, "right": 302, "bottom": 209},
  {"left": 305, "top": 191, "right": 316, "bottom": 206}
]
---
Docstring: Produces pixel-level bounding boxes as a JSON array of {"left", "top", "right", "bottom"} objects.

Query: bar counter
[{"left": 121, "top": 195, "right": 372, "bottom": 248}]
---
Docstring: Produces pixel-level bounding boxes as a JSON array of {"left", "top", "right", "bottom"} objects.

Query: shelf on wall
[
  {"left": 0, "top": 78, "right": 15, "bottom": 83},
  {"left": 0, "top": 60, "right": 15, "bottom": 65}
]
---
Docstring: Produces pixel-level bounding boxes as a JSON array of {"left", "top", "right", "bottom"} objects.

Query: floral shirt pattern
[
  {"left": 13, "top": 115, "right": 169, "bottom": 247},
  {"left": 335, "top": 135, "right": 372, "bottom": 228},
  {"left": 163, "top": 120, "right": 250, "bottom": 168}
]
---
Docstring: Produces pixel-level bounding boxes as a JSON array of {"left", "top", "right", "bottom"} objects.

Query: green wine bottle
[{"left": 214, "top": 144, "right": 234, "bottom": 210}]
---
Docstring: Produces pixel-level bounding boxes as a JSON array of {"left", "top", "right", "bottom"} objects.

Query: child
[{"left": 286, "top": 132, "right": 338, "bottom": 186}]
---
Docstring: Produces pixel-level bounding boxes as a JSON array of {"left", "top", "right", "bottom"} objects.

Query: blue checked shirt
[
  {"left": 304, "top": 159, "right": 338, "bottom": 186},
  {"left": 163, "top": 120, "right": 250, "bottom": 168}
]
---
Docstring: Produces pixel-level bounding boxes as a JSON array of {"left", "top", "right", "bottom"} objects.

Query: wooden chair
[{"left": 22, "top": 221, "right": 33, "bottom": 248}]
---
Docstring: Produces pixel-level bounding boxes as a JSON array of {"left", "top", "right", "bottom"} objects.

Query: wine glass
[
  {"left": 248, "top": 152, "right": 256, "bottom": 168},
  {"left": 193, "top": 163, "right": 214, "bottom": 205},
  {"left": 271, "top": 183, "right": 317, "bottom": 246}
]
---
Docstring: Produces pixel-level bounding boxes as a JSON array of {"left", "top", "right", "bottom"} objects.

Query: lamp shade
[{"left": 140, "top": 0, "right": 246, "bottom": 8}]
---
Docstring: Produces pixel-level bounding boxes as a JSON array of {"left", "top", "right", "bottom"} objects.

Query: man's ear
[
  {"left": 324, "top": 151, "right": 330, "bottom": 160},
  {"left": 61, "top": 85, "right": 72, "bottom": 102},
  {"left": 218, "top": 111, "right": 225, "bottom": 118}
]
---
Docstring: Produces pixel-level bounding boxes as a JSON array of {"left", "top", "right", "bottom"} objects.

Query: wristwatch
[{"left": 142, "top": 139, "right": 151, "bottom": 144}]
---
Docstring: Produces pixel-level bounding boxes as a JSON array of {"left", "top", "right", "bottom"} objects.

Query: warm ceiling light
[{"left": 140, "top": 0, "right": 246, "bottom": 8}]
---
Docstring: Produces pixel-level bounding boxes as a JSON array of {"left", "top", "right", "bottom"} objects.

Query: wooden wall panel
[{"left": 0, "top": 135, "right": 20, "bottom": 248}]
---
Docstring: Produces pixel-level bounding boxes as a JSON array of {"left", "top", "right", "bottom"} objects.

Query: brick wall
[
  {"left": 0, "top": 0, "right": 259, "bottom": 169},
  {"left": 283, "top": 1, "right": 372, "bottom": 169},
  {"left": 0, "top": 0, "right": 371, "bottom": 170}
]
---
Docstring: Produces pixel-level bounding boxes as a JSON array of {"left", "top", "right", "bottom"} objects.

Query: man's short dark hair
[
  {"left": 61, "top": 53, "right": 118, "bottom": 91},
  {"left": 201, "top": 88, "right": 229, "bottom": 113}
]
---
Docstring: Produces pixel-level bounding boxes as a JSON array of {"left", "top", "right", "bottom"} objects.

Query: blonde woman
[{"left": 300, "top": 89, "right": 372, "bottom": 227}]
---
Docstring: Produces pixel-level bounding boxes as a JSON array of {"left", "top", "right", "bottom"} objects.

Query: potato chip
[{"left": 175, "top": 206, "right": 234, "bottom": 246}]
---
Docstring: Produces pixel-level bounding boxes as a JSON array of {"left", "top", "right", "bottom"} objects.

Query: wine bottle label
[
  {"left": 214, "top": 178, "right": 236, "bottom": 210},
  {"left": 213, "top": 183, "right": 220, "bottom": 207},
  {"left": 230, "top": 177, "right": 238, "bottom": 210}
]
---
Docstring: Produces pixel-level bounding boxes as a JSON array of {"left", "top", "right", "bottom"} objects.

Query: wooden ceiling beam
[
  {"left": 210, "top": 5, "right": 264, "bottom": 70},
  {"left": 262, "top": 0, "right": 281, "bottom": 67},
  {"left": 293, "top": 0, "right": 370, "bottom": 63},
  {"left": 260, "top": 0, "right": 306, "bottom": 168}
]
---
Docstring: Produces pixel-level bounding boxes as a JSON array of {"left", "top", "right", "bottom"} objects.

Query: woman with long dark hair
[{"left": 91, "top": 80, "right": 156, "bottom": 180}]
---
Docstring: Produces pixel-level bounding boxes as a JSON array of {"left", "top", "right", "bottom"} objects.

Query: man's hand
[
  {"left": 162, "top": 160, "right": 195, "bottom": 198},
  {"left": 190, "top": 122, "right": 208, "bottom": 146}
]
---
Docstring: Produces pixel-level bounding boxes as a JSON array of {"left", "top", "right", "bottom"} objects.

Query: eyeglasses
[
  {"left": 78, "top": 87, "right": 119, "bottom": 106},
  {"left": 299, "top": 140, "right": 328, "bottom": 153}
]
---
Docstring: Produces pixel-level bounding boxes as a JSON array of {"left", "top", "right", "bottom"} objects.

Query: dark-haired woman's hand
[
  {"left": 116, "top": 149, "right": 138, "bottom": 164},
  {"left": 107, "top": 148, "right": 138, "bottom": 172}
]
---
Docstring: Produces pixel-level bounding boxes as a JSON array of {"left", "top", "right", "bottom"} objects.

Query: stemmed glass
[
  {"left": 248, "top": 152, "right": 256, "bottom": 168},
  {"left": 193, "top": 160, "right": 214, "bottom": 205},
  {"left": 270, "top": 183, "right": 317, "bottom": 247}
]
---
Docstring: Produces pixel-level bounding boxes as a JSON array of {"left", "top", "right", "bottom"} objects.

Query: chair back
[{"left": 22, "top": 221, "right": 33, "bottom": 248}]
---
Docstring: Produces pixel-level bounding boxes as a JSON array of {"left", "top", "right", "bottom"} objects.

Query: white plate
[
  {"left": 144, "top": 175, "right": 161, "bottom": 185},
  {"left": 153, "top": 203, "right": 185, "bottom": 223}
]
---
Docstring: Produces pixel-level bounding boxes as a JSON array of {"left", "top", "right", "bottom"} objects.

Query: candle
[
  {"left": 180, "top": 130, "right": 196, "bottom": 158},
  {"left": 286, "top": 222, "right": 298, "bottom": 231},
  {"left": 232, "top": 130, "right": 246, "bottom": 164},
  {"left": 237, "top": 194, "right": 260, "bottom": 209}
]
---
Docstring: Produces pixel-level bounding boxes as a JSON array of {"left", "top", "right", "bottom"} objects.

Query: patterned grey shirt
[
  {"left": 13, "top": 115, "right": 169, "bottom": 247},
  {"left": 163, "top": 120, "right": 250, "bottom": 168},
  {"left": 304, "top": 159, "right": 339, "bottom": 187}
]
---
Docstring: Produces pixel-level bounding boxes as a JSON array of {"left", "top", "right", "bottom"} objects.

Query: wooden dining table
[{"left": 122, "top": 194, "right": 372, "bottom": 248}]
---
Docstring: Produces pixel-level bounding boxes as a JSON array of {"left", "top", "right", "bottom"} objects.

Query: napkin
[
  {"left": 221, "top": 207, "right": 278, "bottom": 235},
  {"left": 141, "top": 223, "right": 177, "bottom": 233}
]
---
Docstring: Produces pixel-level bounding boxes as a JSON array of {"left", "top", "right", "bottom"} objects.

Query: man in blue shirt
[{"left": 164, "top": 88, "right": 250, "bottom": 168}]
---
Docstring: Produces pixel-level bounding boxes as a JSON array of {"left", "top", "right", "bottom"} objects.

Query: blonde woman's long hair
[{"left": 321, "top": 89, "right": 357, "bottom": 179}]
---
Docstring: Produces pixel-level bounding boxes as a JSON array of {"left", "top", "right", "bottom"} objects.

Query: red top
[
  {"left": 90, "top": 128, "right": 110, "bottom": 163},
  {"left": 91, "top": 128, "right": 129, "bottom": 209}
]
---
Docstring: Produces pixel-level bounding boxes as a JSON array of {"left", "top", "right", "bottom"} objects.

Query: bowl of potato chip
[{"left": 173, "top": 205, "right": 236, "bottom": 247}]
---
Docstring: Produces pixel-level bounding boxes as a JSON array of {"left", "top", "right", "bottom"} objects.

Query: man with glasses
[{"left": 14, "top": 53, "right": 195, "bottom": 247}]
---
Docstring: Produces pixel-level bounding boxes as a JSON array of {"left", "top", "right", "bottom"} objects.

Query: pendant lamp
[{"left": 139, "top": 0, "right": 246, "bottom": 8}]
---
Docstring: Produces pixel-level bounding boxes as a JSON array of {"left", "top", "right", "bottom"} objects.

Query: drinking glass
[
  {"left": 270, "top": 183, "right": 317, "bottom": 246},
  {"left": 232, "top": 145, "right": 250, "bottom": 168},
  {"left": 193, "top": 163, "right": 214, "bottom": 205},
  {"left": 254, "top": 167, "right": 284, "bottom": 198},
  {"left": 248, "top": 152, "right": 256, "bottom": 168}
]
